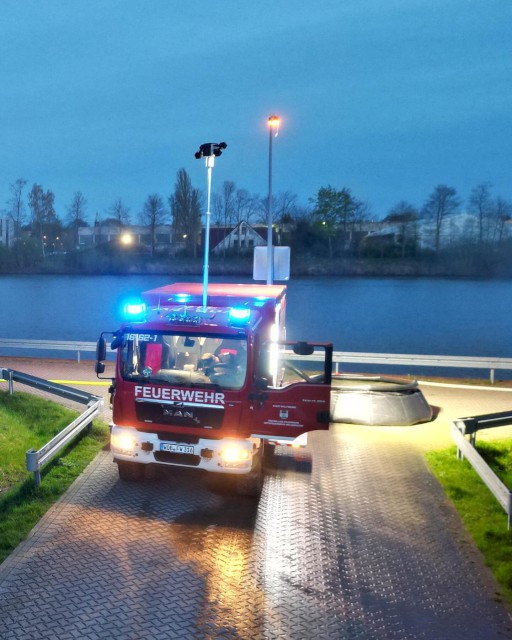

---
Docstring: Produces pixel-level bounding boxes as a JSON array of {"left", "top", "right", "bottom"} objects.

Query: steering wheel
[{"left": 283, "top": 360, "right": 312, "bottom": 383}]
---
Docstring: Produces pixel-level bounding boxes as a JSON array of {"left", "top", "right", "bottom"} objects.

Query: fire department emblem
[{"left": 279, "top": 409, "right": 289, "bottom": 420}]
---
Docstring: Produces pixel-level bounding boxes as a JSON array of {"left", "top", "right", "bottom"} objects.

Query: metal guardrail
[
  {"left": 451, "top": 413, "right": 512, "bottom": 528},
  {"left": 0, "top": 367, "right": 103, "bottom": 486},
  {"left": 0, "top": 339, "right": 511, "bottom": 382},
  {"left": 288, "top": 351, "right": 512, "bottom": 383},
  {"left": 0, "top": 338, "right": 97, "bottom": 363}
]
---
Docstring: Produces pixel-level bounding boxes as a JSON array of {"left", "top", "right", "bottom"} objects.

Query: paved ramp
[{"left": 1, "top": 379, "right": 512, "bottom": 639}]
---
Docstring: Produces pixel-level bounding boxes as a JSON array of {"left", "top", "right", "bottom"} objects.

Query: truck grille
[
  {"left": 136, "top": 431, "right": 201, "bottom": 445},
  {"left": 154, "top": 451, "right": 201, "bottom": 466},
  {"left": 135, "top": 402, "right": 223, "bottom": 429}
]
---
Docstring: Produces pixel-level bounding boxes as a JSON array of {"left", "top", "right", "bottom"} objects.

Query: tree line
[
  {"left": 307, "top": 183, "right": 511, "bottom": 260},
  {"left": 2, "top": 170, "right": 512, "bottom": 273}
]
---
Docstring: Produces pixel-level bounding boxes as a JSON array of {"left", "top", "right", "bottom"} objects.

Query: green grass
[
  {"left": 426, "top": 439, "right": 512, "bottom": 605},
  {"left": 0, "top": 390, "right": 109, "bottom": 564}
]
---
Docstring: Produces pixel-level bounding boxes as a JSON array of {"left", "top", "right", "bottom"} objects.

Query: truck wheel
[
  {"left": 235, "top": 450, "right": 263, "bottom": 497},
  {"left": 117, "top": 460, "right": 146, "bottom": 481},
  {"left": 235, "top": 468, "right": 263, "bottom": 497},
  {"left": 262, "top": 442, "right": 276, "bottom": 468}
]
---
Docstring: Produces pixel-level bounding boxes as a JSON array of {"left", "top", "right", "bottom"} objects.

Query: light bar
[
  {"left": 228, "top": 306, "right": 251, "bottom": 325},
  {"left": 122, "top": 300, "right": 147, "bottom": 320}
]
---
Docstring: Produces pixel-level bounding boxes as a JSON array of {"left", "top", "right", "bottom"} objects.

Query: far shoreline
[{"left": 1, "top": 253, "right": 512, "bottom": 279}]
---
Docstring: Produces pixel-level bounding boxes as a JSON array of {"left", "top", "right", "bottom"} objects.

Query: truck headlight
[
  {"left": 221, "top": 444, "right": 251, "bottom": 468},
  {"left": 111, "top": 432, "right": 137, "bottom": 455}
]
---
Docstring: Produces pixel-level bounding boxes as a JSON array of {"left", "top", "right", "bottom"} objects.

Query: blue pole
[{"left": 203, "top": 156, "right": 215, "bottom": 307}]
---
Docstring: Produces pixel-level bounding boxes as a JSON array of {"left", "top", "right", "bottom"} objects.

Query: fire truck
[{"left": 95, "top": 282, "right": 333, "bottom": 495}]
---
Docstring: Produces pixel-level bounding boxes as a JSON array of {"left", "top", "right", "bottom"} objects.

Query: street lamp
[
  {"left": 120, "top": 232, "right": 133, "bottom": 246},
  {"left": 267, "top": 114, "right": 280, "bottom": 284},
  {"left": 195, "top": 141, "right": 227, "bottom": 307}
]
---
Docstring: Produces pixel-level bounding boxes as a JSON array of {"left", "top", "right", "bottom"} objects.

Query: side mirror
[
  {"left": 293, "top": 341, "right": 314, "bottom": 356},
  {"left": 95, "top": 332, "right": 115, "bottom": 380},
  {"left": 255, "top": 377, "right": 269, "bottom": 390},
  {"left": 96, "top": 337, "right": 107, "bottom": 361}
]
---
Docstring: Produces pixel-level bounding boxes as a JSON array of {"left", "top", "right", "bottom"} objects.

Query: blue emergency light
[
  {"left": 122, "top": 300, "right": 147, "bottom": 321},
  {"left": 228, "top": 306, "right": 251, "bottom": 326}
]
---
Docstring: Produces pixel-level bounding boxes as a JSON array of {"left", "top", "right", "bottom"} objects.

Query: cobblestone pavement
[{"left": 1, "top": 359, "right": 512, "bottom": 639}]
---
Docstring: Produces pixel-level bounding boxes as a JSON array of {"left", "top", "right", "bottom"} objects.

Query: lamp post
[
  {"left": 195, "top": 142, "right": 227, "bottom": 307},
  {"left": 267, "top": 114, "right": 280, "bottom": 284}
]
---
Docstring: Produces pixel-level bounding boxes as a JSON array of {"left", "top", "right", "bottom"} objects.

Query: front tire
[{"left": 235, "top": 448, "right": 263, "bottom": 497}]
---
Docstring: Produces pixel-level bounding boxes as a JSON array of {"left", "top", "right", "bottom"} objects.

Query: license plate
[{"left": 160, "top": 443, "right": 194, "bottom": 454}]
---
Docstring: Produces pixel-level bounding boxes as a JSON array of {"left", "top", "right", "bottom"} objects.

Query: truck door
[{"left": 250, "top": 340, "right": 333, "bottom": 440}]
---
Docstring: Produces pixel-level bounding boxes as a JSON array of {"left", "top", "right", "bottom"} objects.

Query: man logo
[{"left": 163, "top": 408, "right": 200, "bottom": 424}]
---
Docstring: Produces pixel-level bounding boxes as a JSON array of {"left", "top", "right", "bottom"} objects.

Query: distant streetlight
[
  {"left": 267, "top": 114, "right": 280, "bottom": 284},
  {"left": 120, "top": 232, "right": 133, "bottom": 246}
]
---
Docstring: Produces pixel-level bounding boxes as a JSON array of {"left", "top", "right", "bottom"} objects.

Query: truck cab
[{"left": 96, "top": 282, "right": 333, "bottom": 495}]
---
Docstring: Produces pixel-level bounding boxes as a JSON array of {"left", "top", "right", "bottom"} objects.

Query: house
[
  {"left": 207, "top": 221, "right": 269, "bottom": 254},
  {"left": 0, "top": 218, "right": 14, "bottom": 247},
  {"left": 78, "top": 224, "right": 173, "bottom": 251},
  {"left": 76, "top": 220, "right": 277, "bottom": 255}
]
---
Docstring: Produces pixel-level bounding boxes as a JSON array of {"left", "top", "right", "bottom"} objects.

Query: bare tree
[
  {"left": 108, "top": 198, "right": 131, "bottom": 227},
  {"left": 7, "top": 178, "right": 27, "bottom": 241},
  {"left": 271, "top": 191, "right": 298, "bottom": 226},
  {"left": 384, "top": 201, "right": 419, "bottom": 258},
  {"left": 211, "top": 193, "right": 223, "bottom": 226},
  {"left": 493, "top": 197, "right": 512, "bottom": 242},
  {"left": 214, "top": 181, "right": 236, "bottom": 226},
  {"left": 233, "top": 189, "right": 258, "bottom": 226},
  {"left": 67, "top": 191, "right": 87, "bottom": 249},
  {"left": 468, "top": 182, "right": 493, "bottom": 244},
  {"left": 421, "top": 185, "right": 460, "bottom": 254},
  {"left": 169, "top": 169, "right": 202, "bottom": 257},
  {"left": 210, "top": 180, "right": 236, "bottom": 257},
  {"left": 140, "top": 194, "right": 166, "bottom": 257},
  {"left": 351, "top": 199, "right": 371, "bottom": 234},
  {"left": 257, "top": 191, "right": 298, "bottom": 226}
]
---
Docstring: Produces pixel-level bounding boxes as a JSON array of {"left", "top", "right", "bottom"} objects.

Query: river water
[{"left": 0, "top": 274, "right": 510, "bottom": 373}]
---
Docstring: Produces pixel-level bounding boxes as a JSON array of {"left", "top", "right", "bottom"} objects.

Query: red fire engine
[{"left": 95, "top": 282, "right": 333, "bottom": 495}]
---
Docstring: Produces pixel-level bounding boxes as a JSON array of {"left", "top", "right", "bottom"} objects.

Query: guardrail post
[
  {"left": 2, "top": 367, "right": 103, "bottom": 486},
  {"left": 490, "top": 368, "right": 495, "bottom": 385},
  {"left": 26, "top": 449, "right": 41, "bottom": 486},
  {"left": 452, "top": 416, "right": 512, "bottom": 529},
  {"left": 8, "top": 369, "right": 14, "bottom": 395}
]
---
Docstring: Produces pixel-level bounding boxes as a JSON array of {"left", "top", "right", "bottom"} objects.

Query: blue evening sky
[{"left": 1, "top": 0, "right": 511, "bottom": 221}]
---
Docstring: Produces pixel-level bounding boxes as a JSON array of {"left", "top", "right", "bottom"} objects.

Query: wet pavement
[{"left": 1, "top": 358, "right": 512, "bottom": 639}]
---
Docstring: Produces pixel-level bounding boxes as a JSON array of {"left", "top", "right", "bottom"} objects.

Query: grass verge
[
  {"left": 0, "top": 390, "right": 109, "bottom": 565},
  {"left": 426, "top": 439, "right": 512, "bottom": 605}
]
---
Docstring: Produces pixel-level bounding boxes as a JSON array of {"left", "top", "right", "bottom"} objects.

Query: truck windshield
[{"left": 119, "top": 331, "right": 247, "bottom": 390}]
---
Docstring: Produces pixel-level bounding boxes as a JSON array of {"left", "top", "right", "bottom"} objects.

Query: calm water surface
[{"left": 0, "top": 274, "right": 510, "bottom": 358}]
